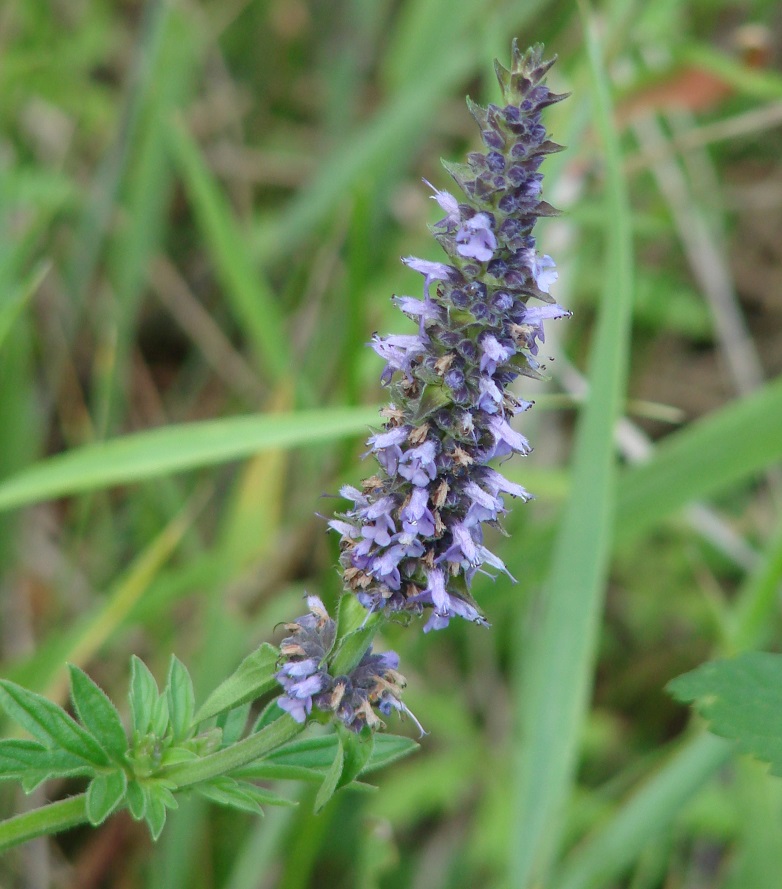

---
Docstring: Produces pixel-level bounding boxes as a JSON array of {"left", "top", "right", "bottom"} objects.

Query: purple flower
[
  {"left": 398, "top": 440, "right": 438, "bottom": 486},
  {"left": 331, "top": 43, "right": 568, "bottom": 629},
  {"left": 456, "top": 213, "right": 497, "bottom": 261},
  {"left": 425, "top": 179, "right": 461, "bottom": 226},
  {"left": 276, "top": 597, "right": 420, "bottom": 733}
]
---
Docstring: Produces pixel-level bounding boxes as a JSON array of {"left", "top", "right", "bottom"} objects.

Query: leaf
[
  {"left": 668, "top": 652, "right": 782, "bottom": 774},
  {"left": 143, "top": 787, "right": 168, "bottom": 841},
  {"left": 329, "top": 626, "right": 379, "bottom": 677},
  {"left": 194, "top": 643, "right": 279, "bottom": 724},
  {"left": 230, "top": 762, "right": 326, "bottom": 783},
  {"left": 217, "top": 702, "right": 251, "bottom": 747},
  {"left": 166, "top": 656, "right": 195, "bottom": 742},
  {"left": 266, "top": 735, "right": 340, "bottom": 769},
  {"left": 150, "top": 692, "right": 170, "bottom": 739},
  {"left": 314, "top": 734, "right": 344, "bottom": 813},
  {"left": 194, "top": 777, "right": 265, "bottom": 816},
  {"left": 337, "top": 723, "right": 374, "bottom": 789},
  {"left": 231, "top": 781, "right": 297, "bottom": 808},
  {"left": 68, "top": 664, "right": 128, "bottom": 760},
  {"left": 0, "top": 680, "right": 109, "bottom": 766},
  {"left": 362, "top": 733, "right": 419, "bottom": 773},
  {"left": 0, "top": 739, "right": 95, "bottom": 781},
  {"left": 510, "top": 17, "right": 636, "bottom": 888},
  {"left": 126, "top": 780, "right": 146, "bottom": 820},
  {"left": 617, "top": 375, "right": 782, "bottom": 540},
  {"left": 86, "top": 770, "right": 128, "bottom": 825},
  {"left": 129, "top": 656, "right": 160, "bottom": 737},
  {"left": 330, "top": 597, "right": 384, "bottom": 676},
  {"left": 0, "top": 407, "right": 380, "bottom": 512},
  {"left": 249, "top": 699, "right": 283, "bottom": 734},
  {"left": 0, "top": 738, "right": 95, "bottom": 793}
]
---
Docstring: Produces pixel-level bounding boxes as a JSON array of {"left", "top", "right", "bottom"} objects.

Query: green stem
[
  {"left": 162, "top": 714, "right": 304, "bottom": 787},
  {"left": 0, "top": 794, "right": 88, "bottom": 855}
]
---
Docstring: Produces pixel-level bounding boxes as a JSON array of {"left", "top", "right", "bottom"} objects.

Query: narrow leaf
[
  {"left": 150, "top": 692, "right": 170, "bottom": 738},
  {"left": 0, "top": 407, "right": 380, "bottom": 512},
  {"left": 68, "top": 664, "right": 128, "bottom": 760},
  {"left": 86, "top": 770, "right": 128, "bottom": 825},
  {"left": 0, "top": 680, "right": 108, "bottom": 766},
  {"left": 217, "top": 702, "right": 251, "bottom": 747},
  {"left": 266, "top": 735, "right": 339, "bottom": 769},
  {"left": 195, "top": 777, "right": 265, "bottom": 816},
  {"left": 314, "top": 735, "right": 344, "bottom": 813},
  {"left": 230, "top": 762, "right": 326, "bottom": 783},
  {"left": 0, "top": 739, "right": 94, "bottom": 779},
  {"left": 510, "top": 18, "right": 635, "bottom": 886},
  {"left": 129, "top": 657, "right": 159, "bottom": 737},
  {"left": 143, "top": 787, "right": 168, "bottom": 841},
  {"left": 232, "top": 780, "right": 297, "bottom": 808},
  {"left": 166, "top": 656, "right": 195, "bottom": 742},
  {"left": 195, "top": 643, "right": 279, "bottom": 724},
  {"left": 337, "top": 723, "right": 374, "bottom": 789},
  {"left": 362, "top": 733, "right": 419, "bottom": 773},
  {"left": 126, "top": 780, "right": 146, "bottom": 820}
]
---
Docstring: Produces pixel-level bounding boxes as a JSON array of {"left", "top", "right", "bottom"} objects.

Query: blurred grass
[{"left": 2, "top": 0, "right": 782, "bottom": 888}]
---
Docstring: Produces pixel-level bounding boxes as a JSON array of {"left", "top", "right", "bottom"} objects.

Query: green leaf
[
  {"left": 68, "top": 664, "right": 128, "bottom": 760},
  {"left": 229, "top": 762, "right": 326, "bottom": 783},
  {"left": 330, "top": 610, "right": 379, "bottom": 677},
  {"left": 195, "top": 643, "right": 279, "bottom": 724},
  {"left": 86, "top": 770, "right": 128, "bottom": 825},
  {"left": 510, "top": 18, "right": 635, "bottom": 886},
  {"left": 194, "top": 777, "right": 265, "bottom": 816},
  {"left": 217, "top": 702, "right": 251, "bottom": 747},
  {"left": 126, "top": 780, "right": 146, "bottom": 820},
  {"left": 337, "top": 723, "right": 374, "bottom": 789},
  {"left": 617, "top": 375, "right": 782, "bottom": 540},
  {"left": 314, "top": 734, "right": 344, "bottom": 813},
  {"left": 129, "top": 657, "right": 159, "bottom": 737},
  {"left": 143, "top": 787, "right": 168, "bottom": 841},
  {"left": 250, "top": 699, "right": 283, "bottom": 734},
  {"left": 668, "top": 652, "right": 782, "bottom": 774},
  {"left": 0, "top": 407, "right": 380, "bottom": 512},
  {"left": 166, "top": 656, "right": 195, "bottom": 742},
  {"left": 0, "top": 261, "right": 48, "bottom": 353},
  {"left": 150, "top": 693, "right": 170, "bottom": 739},
  {"left": 362, "top": 733, "right": 419, "bottom": 773},
  {"left": 0, "top": 680, "right": 109, "bottom": 766},
  {"left": 231, "top": 782, "right": 297, "bottom": 808},
  {"left": 234, "top": 733, "right": 418, "bottom": 782},
  {"left": 0, "top": 739, "right": 95, "bottom": 780},
  {"left": 266, "top": 735, "right": 339, "bottom": 769}
]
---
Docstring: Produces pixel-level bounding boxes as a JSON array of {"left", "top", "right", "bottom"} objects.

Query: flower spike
[{"left": 331, "top": 44, "right": 571, "bottom": 629}]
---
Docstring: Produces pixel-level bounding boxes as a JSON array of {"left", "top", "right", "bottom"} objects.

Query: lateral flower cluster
[
  {"left": 276, "top": 596, "right": 422, "bottom": 734},
  {"left": 330, "top": 42, "right": 570, "bottom": 631}
]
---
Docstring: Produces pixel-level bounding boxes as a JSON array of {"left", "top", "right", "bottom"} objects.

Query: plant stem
[
  {"left": 162, "top": 714, "right": 304, "bottom": 787},
  {"left": 0, "top": 794, "right": 88, "bottom": 855}
]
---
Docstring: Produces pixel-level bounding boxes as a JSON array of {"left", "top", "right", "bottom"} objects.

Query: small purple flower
[
  {"left": 424, "top": 179, "right": 460, "bottom": 226},
  {"left": 398, "top": 440, "right": 438, "bottom": 486},
  {"left": 276, "top": 597, "right": 420, "bottom": 733},
  {"left": 400, "top": 487, "right": 436, "bottom": 537},
  {"left": 480, "top": 334, "right": 515, "bottom": 375},
  {"left": 371, "top": 334, "right": 427, "bottom": 383},
  {"left": 455, "top": 213, "right": 497, "bottom": 262},
  {"left": 531, "top": 252, "right": 558, "bottom": 293}
]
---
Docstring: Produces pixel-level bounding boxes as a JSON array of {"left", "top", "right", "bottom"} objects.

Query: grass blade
[
  {"left": 0, "top": 405, "right": 380, "bottom": 512},
  {"left": 509, "top": 10, "right": 635, "bottom": 885}
]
